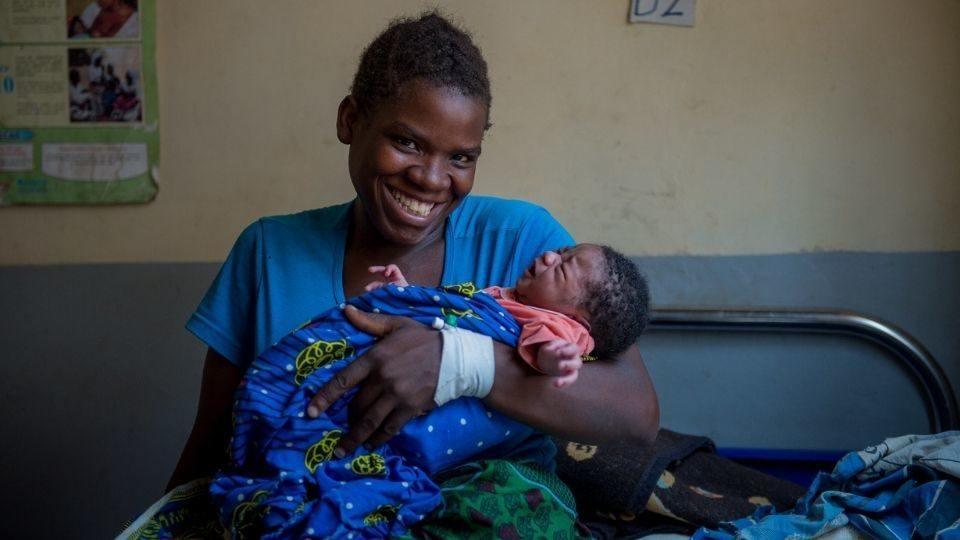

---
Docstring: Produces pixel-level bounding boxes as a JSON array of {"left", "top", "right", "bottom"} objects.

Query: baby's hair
[
  {"left": 583, "top": 246, "right": 650, "bottom": 359},
  {"left": 350, "top": 11, "right": 492, "bottom": 128}
]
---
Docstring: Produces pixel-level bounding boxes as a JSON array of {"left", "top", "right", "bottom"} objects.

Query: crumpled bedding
[{"left": 693, "top": 431, "right": 960, "bottom": 539}]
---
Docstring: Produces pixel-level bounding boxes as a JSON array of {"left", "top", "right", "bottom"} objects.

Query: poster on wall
[{"left": 0, "top": 0, "right": 157, "bottom": 205}]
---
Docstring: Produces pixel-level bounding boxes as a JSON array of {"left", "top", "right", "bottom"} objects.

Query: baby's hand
[
  {"left": 364, "top": 264, "right": 409, "bottom": 291},
  {"left": 536, "top": 340, "right": 583, "bottom": 388}
]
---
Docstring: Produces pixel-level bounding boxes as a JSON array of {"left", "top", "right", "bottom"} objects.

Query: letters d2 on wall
[{"left": 629, "top": 0, "right": 696, "bottom": 27}]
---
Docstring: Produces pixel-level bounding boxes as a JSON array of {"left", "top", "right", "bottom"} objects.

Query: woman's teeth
[{"left": 390, "top": 188, "right": 435, "bottom": 217}]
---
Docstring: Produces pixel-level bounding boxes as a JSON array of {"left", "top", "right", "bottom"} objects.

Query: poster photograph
[
  {"left": 67, "top": 0, "right": 140, "bottom": 40},
  {"left": 69, "top": 46, "right": 142, "bottom": 123}
]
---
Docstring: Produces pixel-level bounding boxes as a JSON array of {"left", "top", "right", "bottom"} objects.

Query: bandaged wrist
[{"left": 434, "top": 327, "right": 495, "bottom": 406}]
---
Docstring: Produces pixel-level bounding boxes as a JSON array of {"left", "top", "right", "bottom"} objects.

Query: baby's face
[{"left": 514, "top": 244, "right": 604, "bottom": 324}]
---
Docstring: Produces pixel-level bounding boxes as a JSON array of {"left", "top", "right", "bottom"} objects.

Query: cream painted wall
[{"left": 2, "top": 0, "right": 958, "bottom": 265}]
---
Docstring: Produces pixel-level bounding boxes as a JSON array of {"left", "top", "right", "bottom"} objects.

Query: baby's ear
[{"left": 571, "top": 313, "right": 591, "bottom": 331}]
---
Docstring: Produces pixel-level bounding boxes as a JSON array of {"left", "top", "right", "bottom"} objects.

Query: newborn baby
[{"left": 367, "top": 243, "right": 650, "bottom": 387}]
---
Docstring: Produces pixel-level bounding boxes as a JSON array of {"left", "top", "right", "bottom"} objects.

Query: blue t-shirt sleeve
[
  {"left": 508, "top": 207, "right": 575, "bottom": 285},
  {"left": 186, "top": 221, "right": 262, "bottom": 366}
]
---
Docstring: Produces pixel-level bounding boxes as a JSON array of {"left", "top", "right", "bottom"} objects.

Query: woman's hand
[{"left": 306, "top": 305, "right": 441, "bottom": 457}]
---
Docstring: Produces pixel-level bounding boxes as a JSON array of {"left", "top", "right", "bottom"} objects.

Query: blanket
[
  {"left": 553, "top": 430, "right": 805, "bottom": 538},
  {"left": 693, "top": 431, "right": 960, "bottom": 540},
  {"left": 210, "top": 282, "right": 558, "bottom": 539}
]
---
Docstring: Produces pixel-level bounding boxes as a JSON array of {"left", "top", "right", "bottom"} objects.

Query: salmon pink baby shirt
[{"left": 483, "top": 286, "right": 594, "bottom": 371}]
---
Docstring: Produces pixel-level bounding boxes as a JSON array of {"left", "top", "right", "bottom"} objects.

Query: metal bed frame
[{"left": 647, "top": 307, "right": 959, "bottom": 433}]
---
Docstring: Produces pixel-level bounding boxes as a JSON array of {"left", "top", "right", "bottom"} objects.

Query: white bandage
[{"left": 433, "top": 326, "right": 496, "bottom": 406}]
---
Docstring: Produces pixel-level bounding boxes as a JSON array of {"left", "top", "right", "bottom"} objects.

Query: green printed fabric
[{"left": 402, "top": 459, "right": 589, "bottom": 540}]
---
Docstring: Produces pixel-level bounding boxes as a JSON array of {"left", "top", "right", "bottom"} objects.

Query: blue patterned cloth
[
  {"left": 210, "top": 282, "right": 554, "bottom": 539},
  {"left": 693, "top": 432, "right": 960, "bottom": 540}
]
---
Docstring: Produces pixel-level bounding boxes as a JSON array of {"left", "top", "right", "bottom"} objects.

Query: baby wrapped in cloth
[{"left": 211, "top": 244, "right": 649, "bottom": 538}]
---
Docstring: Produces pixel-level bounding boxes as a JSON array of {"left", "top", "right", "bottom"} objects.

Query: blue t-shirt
[{"left": 187, "top": 195, "right": 575, "bottom": 369}]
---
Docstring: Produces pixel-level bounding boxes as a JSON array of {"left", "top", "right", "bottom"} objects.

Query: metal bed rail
[{"left": 647, "top": 307, "right": 959, "bottom": 433}]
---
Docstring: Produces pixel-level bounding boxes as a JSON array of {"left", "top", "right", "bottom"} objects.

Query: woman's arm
[
  {"left": 307, "top": 308, "right": 658, "bottom": 456},
  {"left": 484, "top": 341, "right": 659, "bottom": 446},
  {"left": 165, "top": 348, "right": 242, "bottom": 491}
]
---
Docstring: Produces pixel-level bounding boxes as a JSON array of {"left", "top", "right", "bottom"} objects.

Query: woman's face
[{"left": 338, "top": 79, "right": 487, "bottom": 246}]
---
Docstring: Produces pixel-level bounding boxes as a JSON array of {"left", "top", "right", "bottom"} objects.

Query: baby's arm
[
  {"left": 536, "top": 340, "right": 584, "bottom": 388},
  {"left": 364, "top": 264, "right": 409, "bottom": 291}
]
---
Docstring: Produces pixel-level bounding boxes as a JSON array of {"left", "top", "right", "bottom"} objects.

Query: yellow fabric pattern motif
[
  {"left": 363, "top": 504, "right": 400, "bottom": 526},
  {"left": 304, "top": 429, "right": 343, "bottom": 473},
  {"left": 440, "top": 307, "right": 482, "bottom": 321},
  {"left": 646, "top": 491, "right": 688, "bottom": 523},
  {"left": 657, "top": 470, "right": 676, "bottom": 488},
  {"left": 350, "top": 453, "right": 387, "bottom": 476},
  {"left": 689, "top": 485, "right": 724, "bottom": 499},
  {"left": 231, "top": 490, "right": 270, "bottom": 540},
  {"left": 565, "top": 441, "right": 598, "bottom": 462},
  {"left": 443, "top": 281, "right": 478, "bottom": 298},
  {"left": 295, "top": 338, "right": 354, "bottom": 385}
]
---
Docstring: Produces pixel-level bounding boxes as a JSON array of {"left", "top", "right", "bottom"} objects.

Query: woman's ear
[{"left": 336, "top": 95, "right": 359, "bottom": 144}]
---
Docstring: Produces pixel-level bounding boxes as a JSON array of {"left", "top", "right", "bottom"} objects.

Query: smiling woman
[
  {"left": 338, "top": 79, "right": 486, "bottom": 255},
  {"left": 153, "top": 10, "right": 658, "bottom": 539}
]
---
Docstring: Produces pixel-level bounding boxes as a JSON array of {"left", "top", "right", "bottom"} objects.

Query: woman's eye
[
  {"left": 394, "top": 137, "right": 416, "bottom": 149},
  {"left": 451, "top": 154, "right": 471, "bottom": 165}
]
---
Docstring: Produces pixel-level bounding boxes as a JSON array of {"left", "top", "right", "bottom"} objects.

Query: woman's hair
[
  {"left": 583, "top": 246, "right": 651, "bottom": 359},
  {"left": 351, "top": 11, "right": 492, "bottom": 127}
]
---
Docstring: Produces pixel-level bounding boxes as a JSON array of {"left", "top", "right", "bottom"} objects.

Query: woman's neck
[
  {"left": 346, "top": 201, "right": 444, "bottom": 261},
  {"left": 342, "top": 202, "right": 446, "bottom": 297}
]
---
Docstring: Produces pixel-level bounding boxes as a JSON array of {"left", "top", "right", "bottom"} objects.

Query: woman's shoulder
[
  {"left": 259, "top": 201, "right": 352, "bottom": 231},
  {"left": 227, "top": 202, "right": 352, "bottom": 253},
  {"left": 451, "top": 195, "right": 562, "bottom": 235}
]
